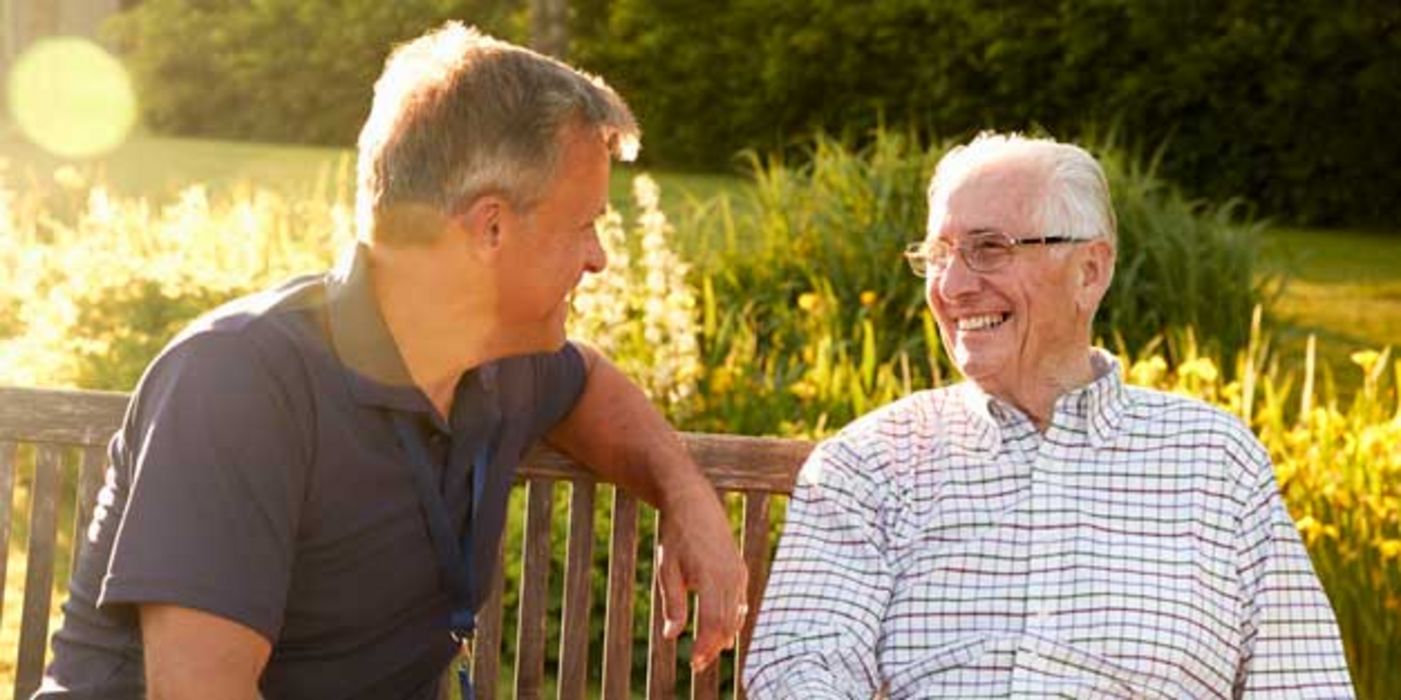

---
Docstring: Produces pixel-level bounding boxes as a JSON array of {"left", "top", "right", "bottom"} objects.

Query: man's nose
[
  {"left": 583, "top": 226, "right": 607, "bottom": 274},
  {"left": 935, "top": 252, "right": 980, "bottom": 299}
]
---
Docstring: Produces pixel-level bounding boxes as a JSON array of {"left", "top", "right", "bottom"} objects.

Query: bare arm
[
  {"left": 140, "top": 604, "right": 270, "bottom": 700},
  {"left": 546, "top": 343, "right": 747, "bottom": 670}
]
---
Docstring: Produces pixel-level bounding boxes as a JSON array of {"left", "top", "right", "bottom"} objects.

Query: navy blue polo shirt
[{"left": 39, "top": 243, "right": 586, "bottom": 699}]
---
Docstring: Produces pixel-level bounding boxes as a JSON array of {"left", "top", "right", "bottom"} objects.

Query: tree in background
[
  {"left": 103, "top": 0, "right": 1401, "bottom": 227},
  {"left": 104, "top": 0, "right": 526, "bottom": 145},
  {"left": 571, "top": 0, "right": 1401, "bottom": 227}
]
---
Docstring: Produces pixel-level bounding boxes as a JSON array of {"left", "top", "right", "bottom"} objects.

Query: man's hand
[{"left": 655, "top": 482, "right": 749, "bottom": 671}]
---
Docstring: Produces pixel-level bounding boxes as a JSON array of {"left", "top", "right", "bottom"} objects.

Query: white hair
[{"left": 928, "top": 132, "right": 1117, "bottom": 248}]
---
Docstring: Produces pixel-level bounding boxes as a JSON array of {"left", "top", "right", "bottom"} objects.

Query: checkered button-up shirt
[{"left": 744, "top": 351, "right": 1353, "bottom": 699}]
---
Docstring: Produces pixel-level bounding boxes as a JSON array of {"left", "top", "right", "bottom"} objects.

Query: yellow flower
[
  {"left": 789, "top": 379, "right": 818, "bottom": 400},
  {"left": 1127, "top": 355, "right": 1168, "bottom": 388},
  {"left": 797, "top": 292, "right": 820, "bottom": 313},
  {"left": 708, "top": 367, "right": 733, "bottom": 395},
  {"left": 859, "top": 290, "right": 878, "bottom": 308},
  {"left": 1378, "top": 539, "right": 1401, "bottom": 560},
  {"left": 1349, "top": 350, "right": 1381, "bottom": 373},
  {"left": 1178, "top": 357, "right": 1219, "bottom": 384}
]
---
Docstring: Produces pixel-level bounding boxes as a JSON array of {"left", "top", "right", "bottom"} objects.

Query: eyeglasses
[{"left": 904, "top": 232, "right": 1083, "bottom": 276}]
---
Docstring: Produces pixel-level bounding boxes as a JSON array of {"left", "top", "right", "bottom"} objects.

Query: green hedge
[
  {"left": 105, "top": 1, "right": 1399, "bottom": 225},
  {"left": 103, "top": 0, "right": 525, "bottom": 145},
  {"left": 573, "top": 0, "right": 1400, "bottom": 227}
]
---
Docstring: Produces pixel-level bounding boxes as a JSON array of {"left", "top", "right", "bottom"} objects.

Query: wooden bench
[{"left": 0, "top": 385, "right": 812, "bottom": 699}]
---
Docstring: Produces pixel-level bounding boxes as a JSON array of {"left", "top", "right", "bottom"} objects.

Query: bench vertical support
[
  {"left": 601, "top": 489, "right": 639, "bottom": 699},
  {"left": 15, "top": 445, "right": 64, "bottom": 699},
  {"left": 558, "top": 480, "right": 596, "bottom": 699}
]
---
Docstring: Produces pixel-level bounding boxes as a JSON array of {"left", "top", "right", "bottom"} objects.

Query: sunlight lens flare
[{"left": 7, "top": 37, "right": 137, "bottom": 159}]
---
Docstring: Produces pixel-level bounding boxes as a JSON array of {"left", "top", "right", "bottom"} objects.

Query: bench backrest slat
[
  {"left": 558, "top": 480, "right": 597, "bottom": 698},
  {"left": 469, "top": 538, "right": 507, "bottom": 700},
  {"left": 15, "top": 445, "right": 64, "bottom": 699},
  {"left": 0, "top": 385, "right": 812, "bottom": 698},
  {"left": 736, "top": 493, "right": 772, "bottom": 700},
  {"left": 1, "top": 441, "right": 17, "bottom": 634},
  {"left": 646, "top": 508, "right": 678, "bottom": 699},
  {"left": 692, "top": 655, "right": 720, "bottom": 699},
  {"left": 514, "top": 479, "right": 555, "bottom": 696},
  {"left": 601, "top": 489, "right": 640, "bottom": 698},
  {"left": 0, "top": 388, "right": 126, "bottom": 447},
  {"left": 69, "top": 446, "right": 105, "bottom": 578}
]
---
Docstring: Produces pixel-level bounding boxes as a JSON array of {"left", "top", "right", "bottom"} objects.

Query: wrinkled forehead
[{"left": 927, "top": 160, "right": 1047, "bottom": 240}]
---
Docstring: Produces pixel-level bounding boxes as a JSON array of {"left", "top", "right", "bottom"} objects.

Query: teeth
[{"left": 958, "top": 313, "right": 1006, "bottom": 331}]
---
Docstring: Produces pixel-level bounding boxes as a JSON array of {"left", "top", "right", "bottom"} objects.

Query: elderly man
[
  {"left": 38, "top": 24, "right": 745, "bottom": 699},
  {"left": 744, "top": 133, "right": 1353, "bottom": 698}
]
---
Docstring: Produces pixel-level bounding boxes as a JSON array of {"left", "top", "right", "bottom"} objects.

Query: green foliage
[
  {"left": 574, "top": 0, "right": 1401, "bottom": 226},
  {"left": 1095, "top": 138, "right": 1276, "bottom": 365},
  {"left": 70, "top": 280, "right": 244, "bottom": 390},
  {"left": 103, "top": 0, "right": 525, "bottom": 146}
]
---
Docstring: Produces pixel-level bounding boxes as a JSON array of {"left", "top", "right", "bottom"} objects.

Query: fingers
[
  {"left": 689, "top": 570, "right": 748, "bottom": 671},
  {"left": 656, "top": 543, "right": 689, "bottom": 640},
  {"left": 655, "top": 496, "right": 750, "bottom": 671}
]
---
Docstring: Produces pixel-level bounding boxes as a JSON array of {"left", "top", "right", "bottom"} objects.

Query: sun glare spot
[{"left": 7, "top": 37, "right": 138, "bottom": 159}]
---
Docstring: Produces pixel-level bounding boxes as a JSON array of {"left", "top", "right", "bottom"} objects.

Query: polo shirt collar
[
  {"left": 325, "top": 243, "right": 432, "bottom": 415},
  {"left": 955, "top": 348, "right": 1131, "bottom": 451}
]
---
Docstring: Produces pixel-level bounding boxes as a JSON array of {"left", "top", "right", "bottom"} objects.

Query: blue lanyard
[{"left": 392, "top": 413, "right": 491, "bottom": 698}]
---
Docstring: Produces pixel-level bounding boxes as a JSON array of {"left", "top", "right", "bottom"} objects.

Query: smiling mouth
[{"left": 957, "top": 313, "right": 1010, "bottom": 331}]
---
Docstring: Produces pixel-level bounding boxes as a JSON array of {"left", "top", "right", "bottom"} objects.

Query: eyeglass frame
[{"left": 903, "top": 230, "right": 1088, "bottom": 277}]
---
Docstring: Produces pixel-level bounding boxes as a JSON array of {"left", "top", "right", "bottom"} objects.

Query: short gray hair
[
  {"left": 928, "top": 132, "right": 1117, "bottom": 248},
  {"left": 356, "top": 22, "right": 640, "bottom": 245}
]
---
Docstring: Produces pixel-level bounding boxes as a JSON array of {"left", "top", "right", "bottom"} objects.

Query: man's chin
[{"left": 953, "top": 351, "right": 1007, "bottom": 389}]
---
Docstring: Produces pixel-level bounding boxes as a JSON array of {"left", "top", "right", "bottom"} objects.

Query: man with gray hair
[
  {"left": 744, "top": 133, "right": 1353, "bottom": 698},
  {"left": 39, "top": 23, "right": 745, "bottom": 699}
]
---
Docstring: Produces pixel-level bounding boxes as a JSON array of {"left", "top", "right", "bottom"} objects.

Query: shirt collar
[
  {"left": 955, "top": 348, "right": 1131, "bottom": 450},
  {"left": 325, "top": 242, "right": 432, "bottom": 415}
]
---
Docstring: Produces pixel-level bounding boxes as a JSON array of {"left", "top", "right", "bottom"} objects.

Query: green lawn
[
  {"left": 1260, "top": 227, "right": 1401, "bottom": 387},
  {"left": 0, "top": 126, "right": 747, "bottom": 218}
]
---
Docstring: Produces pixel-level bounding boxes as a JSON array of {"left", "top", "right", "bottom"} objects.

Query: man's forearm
[{"left": 546, "top": 343, "right": 712, "bottom": 507}]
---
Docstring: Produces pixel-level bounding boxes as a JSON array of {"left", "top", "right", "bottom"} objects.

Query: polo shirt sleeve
[
  {"left": 99, "top": 330, "right": 310, "bottom": 643},
  {"left": 525, "top": 341, "right": 587, "bottom": 438}
]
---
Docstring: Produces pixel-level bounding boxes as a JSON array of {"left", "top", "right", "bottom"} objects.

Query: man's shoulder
[
  {"left": 1120, "top": 384, "right": 1255, "bottom": 439},
  {"left": 834, "top": 386, "right": 966, "bottom": 442},
  {"left": 128, "top": 274, "right": 329, "bottom": 417},
  {"left": 1119, "top": 384, "right": 1272, "bottom": 484},
  {"left": 815, "top": 387, "right": 964, "bottom": 469},
  {"left": 171, "top": 273, "right": 327, "bottom": 346}
]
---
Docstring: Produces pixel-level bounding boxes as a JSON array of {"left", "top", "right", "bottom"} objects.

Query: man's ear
[
  {"left": 454, "top": 195, "right": 505, "bottom": 251},
  {"left": 1075, "top": 238, "right": 1115, "bottom": 312}
]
